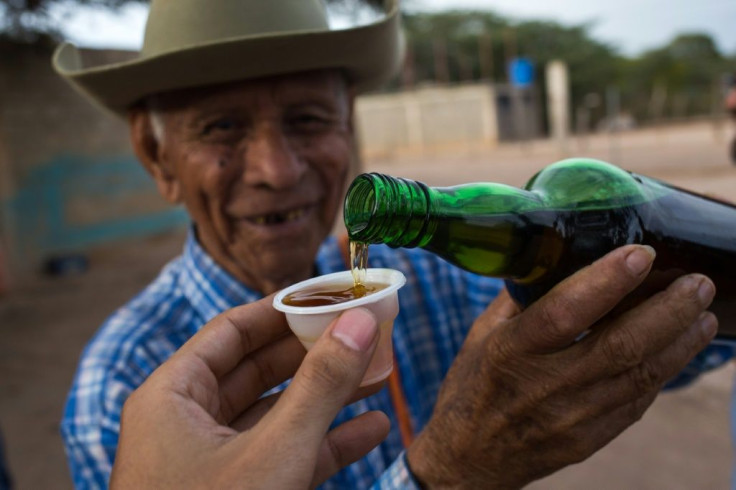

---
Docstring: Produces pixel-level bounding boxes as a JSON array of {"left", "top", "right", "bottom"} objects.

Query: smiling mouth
[{"left": 246, "top": 206, "right": 310, "bottom": 226}]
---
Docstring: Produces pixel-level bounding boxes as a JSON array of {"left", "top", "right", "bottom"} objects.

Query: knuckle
[
  {"left": 253, "top": 354, "right": 278, "bottom": 390},
  {"left": 628, "top": 361, "right": 662, "bottom": 397},
  {"left": 536, "top": 297, "right": 576, "bottom": 345},
  {"left": 325, "top": 431, "right": 347, "bottom": 471},
  {"left": 299, "top": 354, "right": 350, "bottom": 394},
  {"left": 224, "top": 312, "right": 253, "bottom": 353},
  {"left": 670, "top": 301, "right": 697, "bottom": 332},
  {"left": 599, "top": 328, "right": 642, "bottom": 371}
]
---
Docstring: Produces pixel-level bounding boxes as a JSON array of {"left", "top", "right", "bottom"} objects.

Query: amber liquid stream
[{"left": 281, "top": 241, "right": 384, "bottom": 307}]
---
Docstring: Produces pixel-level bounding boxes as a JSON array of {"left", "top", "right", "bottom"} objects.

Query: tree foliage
[
  {"left": 400, "top": 10, "right": 734, "bottom": 124},
  {"left": 401, "top": 11, "right": 621, "bottom": 119},
  {"left": 0, "top": 0, "right": 398, "bottom": 43},
  {"left": 617, "top": 33, "right": 733, "bottom": 120},
  {"left": 0, "top": 0, "right": 145, "bottom": 42},
  {"left": 2, "top": 0, "right": 733, "bottom": 124}
]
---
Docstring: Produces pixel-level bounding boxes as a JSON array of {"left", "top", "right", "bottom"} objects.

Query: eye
[
  {"left": 288, "top": 113, "right": 334, "bottom": 133},
  {"left": 202, "top": 117, "right": 239, "bottom": 136}
]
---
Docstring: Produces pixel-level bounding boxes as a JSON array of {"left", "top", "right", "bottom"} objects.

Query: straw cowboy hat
[{"left": 53, "top": 0, "right": 403, "bottom": 115}]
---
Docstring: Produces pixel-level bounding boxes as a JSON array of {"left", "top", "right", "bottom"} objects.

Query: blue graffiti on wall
[{"left": 3, "top": 154, "right": 188, "bottom": 262}]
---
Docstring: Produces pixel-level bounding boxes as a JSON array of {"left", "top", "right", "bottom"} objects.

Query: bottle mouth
[
  {"left": 344, "top": 172, "right": 431, "bottom": 247},
  {"left": 344, "top": 174, "right": 380, "bottom": 241}
]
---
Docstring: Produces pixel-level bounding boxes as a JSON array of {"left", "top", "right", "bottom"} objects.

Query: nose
[{"left": 242, "top": 124, "right": 306, "bottom": 190}]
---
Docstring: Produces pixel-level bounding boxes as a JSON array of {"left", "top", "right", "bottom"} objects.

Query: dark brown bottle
[{"left": 344, "top": 158, "right": 736, "bottom": 340}]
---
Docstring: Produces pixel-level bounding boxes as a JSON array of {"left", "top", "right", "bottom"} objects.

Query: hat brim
[{"left": 53, "top": 2, "right": 403, "bottom": 116}]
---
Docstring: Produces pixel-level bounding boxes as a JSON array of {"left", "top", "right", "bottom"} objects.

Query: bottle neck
[
  {"left": 344, "top": 172, "right": 556, "bottom": 279},
  {"left": 344, "top": 173, "right": 433, "bottom": 247}
]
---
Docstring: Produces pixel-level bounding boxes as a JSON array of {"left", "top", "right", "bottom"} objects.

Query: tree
[
  {"left": 621, "top": 33, "right": 729, "bottom": 120},
  {"left": 0, "top": 0, "right": 147, "bottom": 43},
  {"left": 399, "top": 9, "right": 621, "bottom": 129}
]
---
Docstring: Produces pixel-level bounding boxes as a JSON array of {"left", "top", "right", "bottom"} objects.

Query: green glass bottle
[{"left": 344, "top": 158, "right": 736, "bottom": 340}]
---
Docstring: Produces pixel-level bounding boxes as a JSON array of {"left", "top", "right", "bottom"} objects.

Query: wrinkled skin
[
  {"left": 407, "top": 245, "right": 717, "bottom": 489},
  {"left": 110, "top": 300, "right": 390, "bottom": 489},
  {"left": 129, "top": 70, "right": 354, "bottom": 294}
]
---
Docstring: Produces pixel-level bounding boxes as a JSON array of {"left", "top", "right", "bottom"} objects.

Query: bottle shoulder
[{"left": 525, "top": 158, "right": 664, "bottom": 210}]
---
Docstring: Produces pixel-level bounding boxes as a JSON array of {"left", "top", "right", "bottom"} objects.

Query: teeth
[
  {"left": 251, "top": 207, "right": 307, "bottom": 225},
  {"left": 286, "top": 209, "right": 305, "bottom": 221}
]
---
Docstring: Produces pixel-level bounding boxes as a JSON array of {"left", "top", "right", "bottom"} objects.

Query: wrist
[
  {"left": 406, "top": 429, "right": 523, "bottom": 490},
  {"left": 406, "top": 431, "right": 462, "bottom": 489}
]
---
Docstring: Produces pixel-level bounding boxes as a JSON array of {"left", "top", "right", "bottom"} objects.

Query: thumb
[{"left": 272, "top": 307, "right": 380, "bottom": 441}]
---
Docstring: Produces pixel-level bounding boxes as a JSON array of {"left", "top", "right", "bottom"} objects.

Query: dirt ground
[{"left": 1, "top": 121, "right": 735, "bottom": 489}]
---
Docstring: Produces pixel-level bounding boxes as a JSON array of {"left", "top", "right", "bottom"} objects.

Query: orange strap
[
  {"left": 338, "top": 233, "right": 414, "bottom": 448},
  {"left": 387, "top": 357, "right": 415, "bottom": 447}
]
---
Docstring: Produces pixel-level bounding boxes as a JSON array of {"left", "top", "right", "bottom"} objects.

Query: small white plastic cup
[{"left": 273, "top": 268, "right": 406, "bottom": 386}]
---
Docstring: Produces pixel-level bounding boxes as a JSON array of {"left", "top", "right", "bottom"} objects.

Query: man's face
[{"left": 142, "top": 71, "right": 354, "bottom": 294}]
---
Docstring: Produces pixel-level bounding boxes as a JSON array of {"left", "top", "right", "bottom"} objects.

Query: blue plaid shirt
[
  {"left": 61, "top": 229, "right": 502, "bottom": 489},
  {"left": 61, "top": 229, "right": 734, "bottom": 489}
]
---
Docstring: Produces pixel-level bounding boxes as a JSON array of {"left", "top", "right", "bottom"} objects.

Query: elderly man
[{"left": 54, "top": 0, "right": 729, "bottom": 488}]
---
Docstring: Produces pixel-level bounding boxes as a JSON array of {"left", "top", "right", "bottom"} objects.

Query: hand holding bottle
[
  {"left": 110, "top": 298, "right": 389, "bottom": 489},
  {"left": 406, "top": 244, "right": 717, "bottom": 489}
]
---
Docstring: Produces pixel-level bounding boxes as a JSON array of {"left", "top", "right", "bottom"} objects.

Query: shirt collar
[
  {"left": 179, "top": 228, "right": 260, "bottom": 323},
  {"left": 179, "top": 227, "right": 344, "bottom": 325}
]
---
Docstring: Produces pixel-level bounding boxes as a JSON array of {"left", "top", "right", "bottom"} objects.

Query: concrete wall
[
  {"left": 0, "top": 44, "right": 186, "bottom": 285},
  {"left": 355, "top": 82, "right": 499, "bottom": 158}
]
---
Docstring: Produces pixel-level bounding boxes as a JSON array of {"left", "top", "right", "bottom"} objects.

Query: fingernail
[
  {"left": 697, "top": 278, "right": 716, "bottom": 307},
  {"left": 332, "top": 307, "right": 378, "bottom": 352},
  {"left": 697, "top": 312, "right": 718, "bottom": 338},
  {"left": 626, "top": 246, "right": 656, "bottom": 275}
]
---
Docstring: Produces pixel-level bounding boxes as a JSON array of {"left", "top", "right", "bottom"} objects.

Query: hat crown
[{"left": 142, "top": 0, "right": 330, "bottom": 57}]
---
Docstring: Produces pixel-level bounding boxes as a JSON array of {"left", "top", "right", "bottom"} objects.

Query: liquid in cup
[{"left": 273, "top": 268, "right": 406, "bottom": 386}]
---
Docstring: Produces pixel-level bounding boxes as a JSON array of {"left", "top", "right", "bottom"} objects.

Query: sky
[{"left": 54, "top": 0, "right": 736, "bottom": 57}]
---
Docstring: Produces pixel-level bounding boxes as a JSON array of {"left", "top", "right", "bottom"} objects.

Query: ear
[{"left": 128, "top": 108, "right": 182, "bottom": 204}]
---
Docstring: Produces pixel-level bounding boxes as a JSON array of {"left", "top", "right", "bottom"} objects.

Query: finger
[
  {"left": 551, "top": 389, "right": 660, "bottom": 470},
  {"left": 217, "top": 334, "right": 306, "bottom": 424},
  {"left": 230, "top": 378, "right": 386, "bottom": 432},
  {"left": 554, "top": 310, "right": 716, "bottom": 424},
  {"left": 512, "top": 245, "right": 656, "bottom": 354},
  {"left": 578, "top": 274, "right": 716, "bottom": 380},
  {"left": 311, "top": 411, "right": 391, "bottom": 487},
  {"left": 267, "top": 307, "right": 379, "bottom": 447},
  {"left": 175, "top": 293, "right": 291, "bottom": 378}
]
